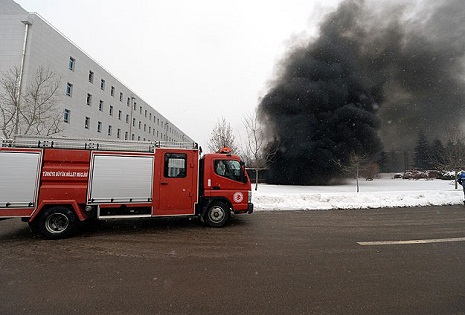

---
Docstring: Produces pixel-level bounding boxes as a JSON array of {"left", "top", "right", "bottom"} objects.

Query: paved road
[{"left": 1, "top": 206, "right": 465, "bottom": 314}]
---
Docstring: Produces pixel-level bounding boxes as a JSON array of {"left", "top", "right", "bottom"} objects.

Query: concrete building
[{"left": 0, "top": 0, "right": 193, "bottom": 143}]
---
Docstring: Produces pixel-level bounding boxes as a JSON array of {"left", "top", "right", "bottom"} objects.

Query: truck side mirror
[{"left": 240, "top": 161, "right": 248, "bottom": 183}]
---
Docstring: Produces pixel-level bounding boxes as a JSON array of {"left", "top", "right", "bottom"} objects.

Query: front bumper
[{"left": 233, "top": 203, "right": 254, "bottom": 215}]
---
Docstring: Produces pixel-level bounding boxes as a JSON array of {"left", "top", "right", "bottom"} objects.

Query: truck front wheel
[
  {"left": 205, "top": 202, "right": 230, "bottom": 227},
  {"left": 38, "top": 206, "right": 78, "bottom": 239}
]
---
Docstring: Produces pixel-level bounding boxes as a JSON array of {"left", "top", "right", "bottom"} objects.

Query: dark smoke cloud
[{"left": 258, "top": 0, "right": 465, "bottom": 185}]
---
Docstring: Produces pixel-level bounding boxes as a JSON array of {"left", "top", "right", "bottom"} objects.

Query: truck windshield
[{"left": 214, "top": 160, "right": 242, "bottom": 182}]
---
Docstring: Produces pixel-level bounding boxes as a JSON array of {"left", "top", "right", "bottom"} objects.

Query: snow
[{"left": 252, "top": 174, "right": 464, "bottom": 211}]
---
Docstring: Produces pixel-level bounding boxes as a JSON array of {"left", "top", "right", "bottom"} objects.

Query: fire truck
[{"left": 0, "top": 135, "right": 253, "bottom": 239}]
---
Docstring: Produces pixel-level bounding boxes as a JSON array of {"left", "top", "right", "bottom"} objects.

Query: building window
[
  {"left": 89, "top": 71, "right": 94, "bottom": 83},
  {"left": 119, "top": 92, "right": 123, "bottom": 102},
  {"left": 145, "top": 109, "right": 147, "bottom": 118},
  {"left": 109, "top": 105, "right": 113, "bottom": 116},
  {"left": 108, "top": 125, "right": 112, "bottom": 136},
  {"left": 138, "top": 121, "right": 141, "bottom": 129},
  {"left": 64, "top": 109, "right": 70, "bottom": 123},
  {"left": 68, "top": 57, "right": 75, "bottom": 71},
  {"left": 100, "top": 79, "right": 105, "bottom": 90},
  {"left": 126, "top": 114, "right": 129, "bottom": 124},
  {"left": 124, "top": 132, "right": 128, "bottom": 140},
  {"left": 117, "top": 128, "right": 121, "bottom": 139},
  {"left": 127, "top": 98, "right": 130, "bottom": 106},
  {"left": 132, "top": 118, "right": 136, "bottom": 127},
  {"left": 85, "top": 117, "right": 90, "bottom": 129},
  {"left": 86, "top": 94, "right": 92, "bottom": 106},
  {"left": 66, "top": 83, "right": 73, "bottom": 96},
  {"left": 99, "top": 100, "right": 103, "bottom": 111},
  {"left": 149, "top": 126, "right": 151, "bottom": 133},
  {"left": 97, "top": 121, "right": 102, "bottom": 133},
  {"left": 131, "top": 134, "right": 135, "bottom": 140},
  {"left": 111, "top": 86, "right": 115, "bottom": 96},
  {"left": 118, "top": 110, "right": 122, "bottom": 120},
  {"left": 144, "top": 124, "right": 146, "bottom": 132},
  {"left": 133, "top": 102, "right": 137, "bottom": 111},
  {"left": 149, "top": 113, "right": 152, "bottom": 120}
]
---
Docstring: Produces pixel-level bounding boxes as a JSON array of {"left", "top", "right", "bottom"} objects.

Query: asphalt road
[{"left": 1, "top": 206, "right": 465, "bottom": 314}]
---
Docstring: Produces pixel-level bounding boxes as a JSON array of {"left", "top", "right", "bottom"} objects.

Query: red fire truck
[{"left": 0, "top": 135, "right": 253, "bottom": 239}]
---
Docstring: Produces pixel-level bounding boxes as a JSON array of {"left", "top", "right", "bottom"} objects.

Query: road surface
[{"left": 1, "top": 206, "right": 465, "bottom": 314}]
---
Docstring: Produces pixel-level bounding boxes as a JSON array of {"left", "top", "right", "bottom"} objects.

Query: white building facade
[{"left": 0, "top": 0, "right": 193, "bottom": 144}]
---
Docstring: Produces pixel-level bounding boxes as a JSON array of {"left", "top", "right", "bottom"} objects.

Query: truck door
[
  {"left": 0, "top": 150, "right": 42, "bottom": 217},
  {"left": 208, "top": 157, "right": 250, "bottom": 211},
  {"left": 155, "top": 149, "right": 197, "bottom": 216}
]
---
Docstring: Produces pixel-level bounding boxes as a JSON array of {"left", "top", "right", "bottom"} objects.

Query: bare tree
[
  {"left": 242, "top": 112, "right": 276, "bottom": 190},
  {"left": 0, "top": 67, "right": 20, "bottom": 138},
  {"left": 207, "top": 116, "right": 238, "bottom": 153},
  {"left": 0, "top": 66, "right": 62, "bottom": 139},
  {"left": 335, "top": 152, "right": 374, "bottom": 192},
  {"left": 430, "top": 125, "right": 465, "bottom": 189}
]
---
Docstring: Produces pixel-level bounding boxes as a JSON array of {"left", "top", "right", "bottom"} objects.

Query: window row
[
  {"left": 79, "top": 114, "right": 172, "bottom": 140},
  {"left": 92, "top": 119, "right": 164, "bottom": 138},
  {"left": 68, "top": 56, "right": 130, "bottom": 103},
  {"left": 67, "top": 81, "right": 164, "bottom": 119},
  {"left": 66, "top": 57, "right": 183, "bottom": 141},
  {"left": 66, "top": 83, "right": 174, "bottom": 131}
]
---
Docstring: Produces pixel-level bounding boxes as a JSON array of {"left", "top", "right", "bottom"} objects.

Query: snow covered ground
[{"left": 252, "top": 174, "right": 464, "bottom": 211}]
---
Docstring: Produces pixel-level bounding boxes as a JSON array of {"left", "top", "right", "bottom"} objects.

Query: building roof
[{"left": 0, "top": 0, "right": 27, "bottom": 15}]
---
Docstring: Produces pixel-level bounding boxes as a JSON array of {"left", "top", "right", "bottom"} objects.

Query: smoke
[{"left": 258, "top": 0, "right": 465, "bottom": 185}]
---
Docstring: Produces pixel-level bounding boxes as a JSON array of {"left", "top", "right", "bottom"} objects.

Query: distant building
[{"left": 0, "top": 0, "right": 193, "bottom": 143}]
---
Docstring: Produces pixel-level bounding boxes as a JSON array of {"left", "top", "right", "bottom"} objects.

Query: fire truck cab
[{"left": 0, "top": 136, "right": 253, "bottom": 239}]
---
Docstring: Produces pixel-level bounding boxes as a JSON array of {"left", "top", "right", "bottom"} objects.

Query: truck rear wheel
[
  {"left": 38, "top": 206, "right": 78, "bottom": 239},
  {"left": 205, "top": 201, "right": 230, "bottom": 227}
]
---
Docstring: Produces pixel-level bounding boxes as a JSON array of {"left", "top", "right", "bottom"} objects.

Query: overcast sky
[{"left": 15, "top": 0, "right": 341, "bottom": 149}]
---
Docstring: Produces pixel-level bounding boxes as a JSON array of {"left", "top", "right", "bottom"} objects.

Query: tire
[
  {"left": 204, "top": 201, "right": 230, "bottom": 227},
  {"left": 38, "top": 206, "right": 79, "bottom": 239}
]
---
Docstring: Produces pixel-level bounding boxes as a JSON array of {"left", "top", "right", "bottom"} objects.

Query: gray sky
[{"left": 15, "top": 0, "right": 340, "bottom": 149}]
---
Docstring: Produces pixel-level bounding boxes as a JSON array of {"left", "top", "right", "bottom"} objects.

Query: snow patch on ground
[{"left": 252, "top": 176, "right": 463, "bottom": 211}]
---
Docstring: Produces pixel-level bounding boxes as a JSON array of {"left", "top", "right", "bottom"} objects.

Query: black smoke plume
[{"left": 258, "top": 0, "right": 465, "bottom": 185}]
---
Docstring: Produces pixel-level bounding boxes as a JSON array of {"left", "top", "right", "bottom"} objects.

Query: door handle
[
  {"left": 161, "top": 182, "right": 168, "bottom": 185},
  {"left": 212, "top": 186, "right": 220, "bottom": 190}
]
